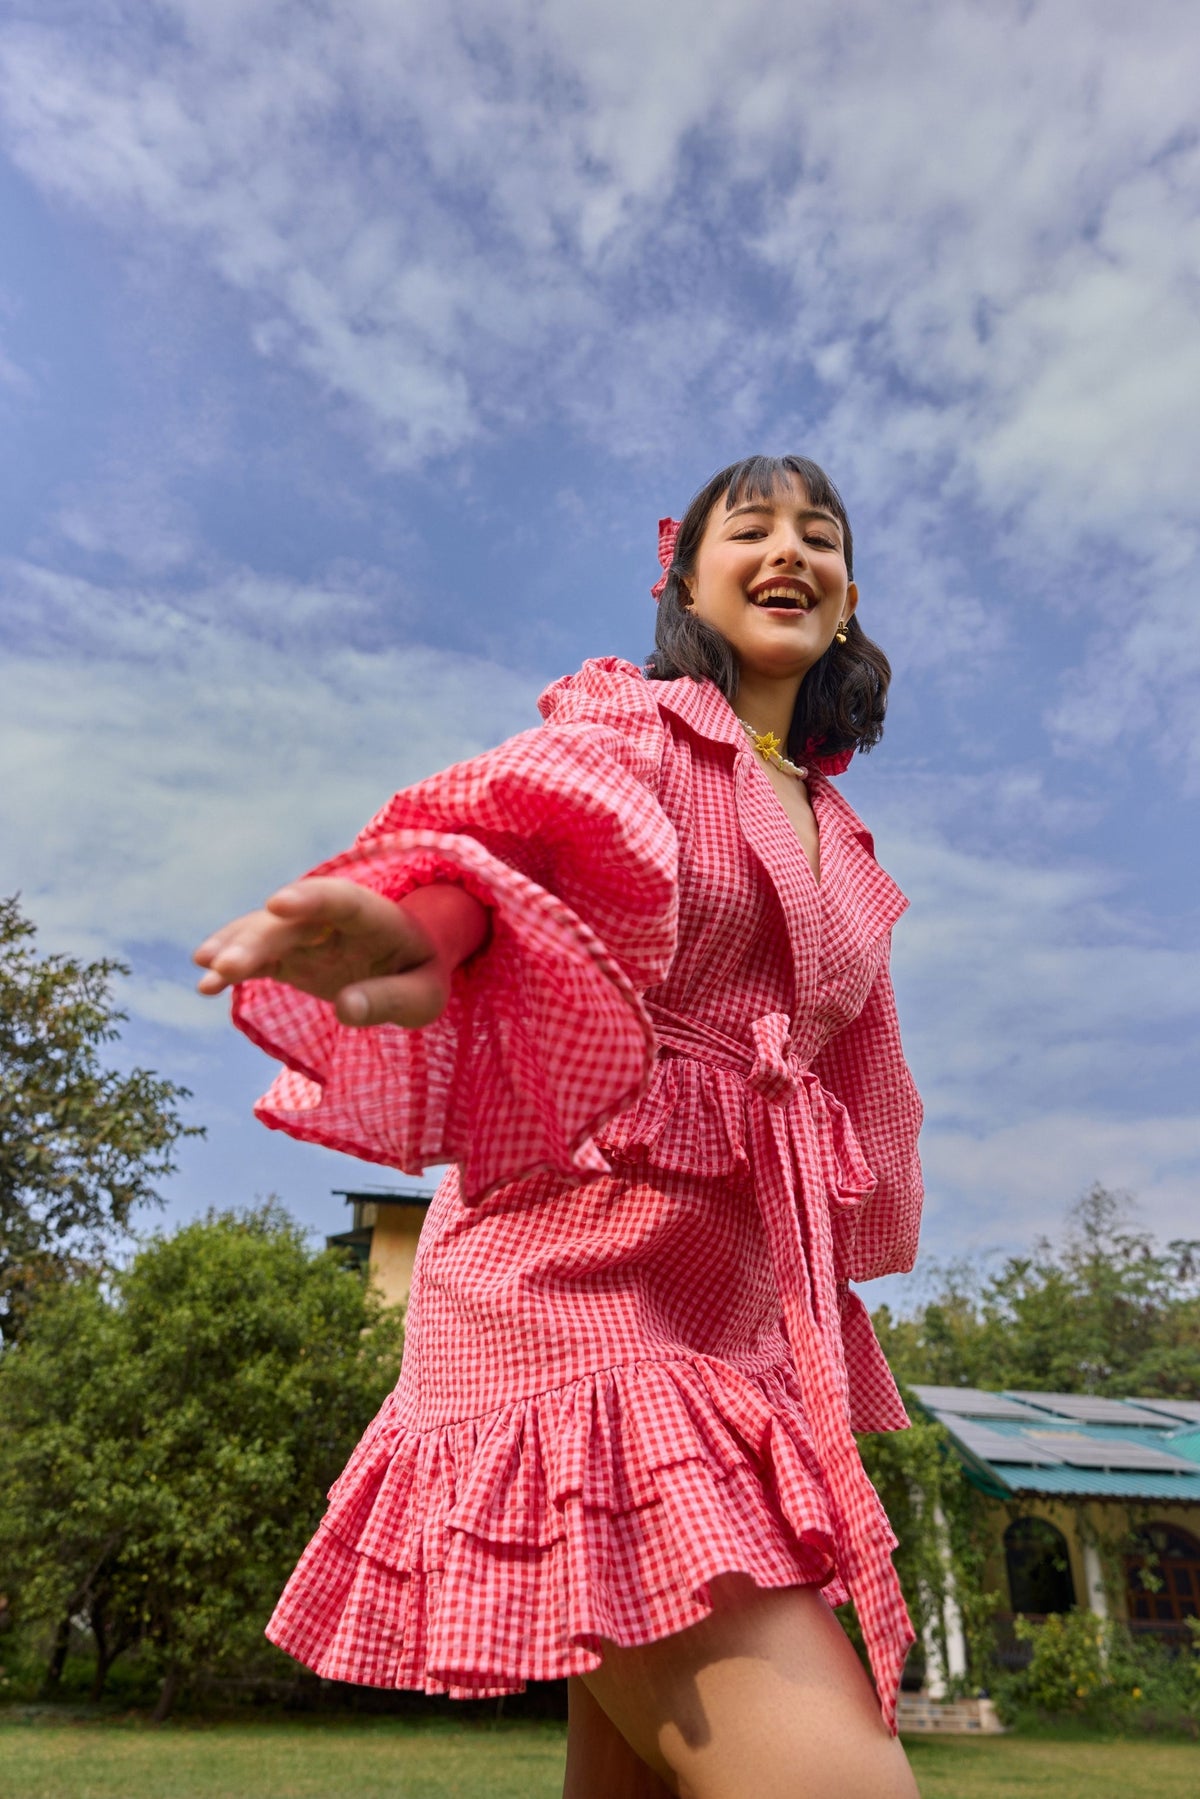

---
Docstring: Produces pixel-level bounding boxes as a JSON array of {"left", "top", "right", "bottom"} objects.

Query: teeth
[{"left": 752, "top": 587, "right": 811, "bottom": 608}]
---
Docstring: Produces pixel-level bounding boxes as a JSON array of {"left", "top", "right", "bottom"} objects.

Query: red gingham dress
[{"left": 232, "top": 658, "right": 924, "bottom": 1731}]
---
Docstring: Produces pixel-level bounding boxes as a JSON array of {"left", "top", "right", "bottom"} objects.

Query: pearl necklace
[{"left": 737, "top": 718, "right": 808, "bottom": 780}]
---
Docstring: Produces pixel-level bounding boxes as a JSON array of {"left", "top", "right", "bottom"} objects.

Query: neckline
[{"left": 749, "top": 752, "right": 824, "bottom": 889}]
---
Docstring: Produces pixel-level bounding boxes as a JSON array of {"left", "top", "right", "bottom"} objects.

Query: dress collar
[
  {"left": 649, "top": 674, "right": 852, "bottom": 778},
  {"left": 650, "top": 674, "right": 758, "bottom": 759}
]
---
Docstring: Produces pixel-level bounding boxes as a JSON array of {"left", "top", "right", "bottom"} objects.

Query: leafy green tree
[
  {"left": 0, "top": 895, "right": 201, "bottom": 1340},
  {"left": 0, "top": 1204, "right": 403, "bottom": 1718},
  {"left": 873, "top": 1185, "right": 1200, "bottom": 1397}
]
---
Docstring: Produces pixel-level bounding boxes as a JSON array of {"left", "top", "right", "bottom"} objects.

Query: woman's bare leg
[
  {"left": 579, "top": 1575, "right": 919, "bottom": 1799},
  {"left": 563, "top": 1676, "right": 678, "bottom": 1798}
]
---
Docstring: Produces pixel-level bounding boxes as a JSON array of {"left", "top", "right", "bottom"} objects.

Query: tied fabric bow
[
  {"left": 643, "top": 997, "right": 913, "bottom": 1728},
  {"left": 649, "top": 514, "right": 854, "bottom": 776},
  {"left": 649, "top": 517, "right": 680, "bottom": 602}
]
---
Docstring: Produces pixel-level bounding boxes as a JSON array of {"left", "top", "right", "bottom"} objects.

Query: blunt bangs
[{"left": 708, "top": 455, "right": 853, "bottom": 579}]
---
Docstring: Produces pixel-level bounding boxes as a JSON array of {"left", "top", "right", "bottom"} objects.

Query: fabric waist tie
[{"left": 645, "top": 1002, "right": 913, "bottom": 1731}]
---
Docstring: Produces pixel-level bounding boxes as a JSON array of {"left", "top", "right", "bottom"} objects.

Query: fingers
[
  {"left": 192, "top": 908, "right": 305, "bottom": 990},
  {"left": 265, "top": 878, "right": 439, "bottom": 969},
  {"left": 264, "top": 877, "right": 419, "bottom": 936},
  {"left": 194, "top": 880, "right": 376, "bottom": 972},
  {"left": 193, "top": 878, "right": 442, "bottom": 1007},
  {"left": 264, "top": 878, "right": 370, "bottom": 928},
  {"left": 195, "top": 965, "right": 237, "bottom": 996},
  {"left": 334, "top": 962, "right": 450, "bottom": 1029}
]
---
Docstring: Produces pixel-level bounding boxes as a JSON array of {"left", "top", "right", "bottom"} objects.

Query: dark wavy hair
[{"left": 644, "top": 455, "right": 890, "bottom": 763}]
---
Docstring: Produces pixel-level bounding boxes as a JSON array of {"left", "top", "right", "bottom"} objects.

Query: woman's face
[{"left": 682, "top": 472, "right": 857, "bottom": 685}]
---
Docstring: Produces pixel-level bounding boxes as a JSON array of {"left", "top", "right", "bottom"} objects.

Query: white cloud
[
  {"left": 882, "top": 818, "right": 1200, "bottom": 1120},
  {"left": 3, "top": 1, "right": 1195, "bottom": 530},
  {"left": 51, "top": 478, "right": 196, "bottom": 577},
  {"left": 742, "top": 1, "right": 1200, "bottom": 767},
  {"left": 0, "top": 558, "right": 541, "bottom": 987},
  {"left": 920, "top": 1110, "right": 1200, "bottom": 1255},
  {"left": 1049, "top": 552, "right": 1200, "bottom": 790},
  {"left": 838, "top": 783, "right": 1200, "bottom": 1249},
  {"left": 122, "top": 973, "right": 231, "bottom": 1035}
]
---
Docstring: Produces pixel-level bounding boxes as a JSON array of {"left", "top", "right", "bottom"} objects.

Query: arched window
[
  {"left": 1004, "top": 1515, "right": 1076, "bottom": 1616},
  {"left": 1125, "top": 1524, "right": 1200, "bottom": 1632}
]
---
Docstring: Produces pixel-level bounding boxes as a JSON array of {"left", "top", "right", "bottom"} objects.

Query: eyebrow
[{"left": 724, "top": 501, "right": 843, "bottom": 533}]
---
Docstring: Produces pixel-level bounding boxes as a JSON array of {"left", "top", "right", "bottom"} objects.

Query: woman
[{"left": 195, "top": 455, "right": 924, "bottom": 1798}]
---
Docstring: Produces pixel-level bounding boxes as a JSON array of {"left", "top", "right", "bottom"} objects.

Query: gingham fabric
[
  {"left": 233, "top": 659, "right": 924, "bottom": 1731},
  {"left": 650, "top": 516, "right": 680, "bottom": 599}
]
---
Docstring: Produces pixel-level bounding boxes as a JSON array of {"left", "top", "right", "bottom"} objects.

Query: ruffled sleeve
[
  {"left": 811, "top": 954, "right": 924, "bottom": 1283},
  {"left": 232, "top": 659, "right": 679, "bottom": 1202}
]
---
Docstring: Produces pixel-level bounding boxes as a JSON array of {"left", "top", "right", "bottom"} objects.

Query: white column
[
  {"left": 1082, "top": 1537, "right": 1109, "bottom": 1620},
  {"left": 943, "top": 1584, "right": 969, "bottom": 1681},
  {"left": 938, "top": 1502, "right": 969, "bottom": 1681},
  {"left": 920, "top": 1611, "right": 947, "bottom": 1699},
  {"left": 921, "top": 1503, "right": 968, "bottom": 1694}
]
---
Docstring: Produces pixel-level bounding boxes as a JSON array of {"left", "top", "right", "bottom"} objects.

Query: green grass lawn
[
  {"left": 906, "top": 1733, "right": 1199, "bottom": 1797},
  {"left": 0, "top": 1716, "right": 565, "bottom": 1799},
  {"left": 0, "top": 1715, "right": 1197, "bottom": 1798}
]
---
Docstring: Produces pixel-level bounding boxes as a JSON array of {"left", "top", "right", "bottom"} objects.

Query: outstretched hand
[{"left": 193, "top": 877, "right": 489, "bottom": 1028}]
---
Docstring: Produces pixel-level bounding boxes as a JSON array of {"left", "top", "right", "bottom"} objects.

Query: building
[
  {"left": 910, "top": 1384, "right": 1200, "bottom": 1691},
  {"left": 326, "top": 1187, "right": 435, "bottom": 1307}
]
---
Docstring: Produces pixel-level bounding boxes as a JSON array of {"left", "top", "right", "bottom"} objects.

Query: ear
[
  {"left": 843, "top": 581, "right": 858, "bottom": 621},
  {"left": 678, "top": 577, "right": 694, "bottom": 609}
]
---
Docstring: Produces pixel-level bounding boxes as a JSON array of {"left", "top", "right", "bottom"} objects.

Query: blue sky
[{"left": 2, "top": 0, "right": 1197, "bottom": 1297}]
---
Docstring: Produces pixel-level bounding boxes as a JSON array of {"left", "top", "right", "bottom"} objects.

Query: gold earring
[{"left": 835, "top": 620, "right": 849, "bottom": 644}]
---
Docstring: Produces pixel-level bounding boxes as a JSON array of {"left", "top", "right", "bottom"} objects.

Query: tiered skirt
[{"left": 267, "top": 1353, "right": 849, "bottom": 1694}]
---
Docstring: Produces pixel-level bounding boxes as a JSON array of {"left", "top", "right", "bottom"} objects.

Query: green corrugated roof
[
  {"left": 987, "top": 1463, "right": 1200, "bottom": 1500},
  {"left": 910, "top": 1385, "right": 1200, "bottom": 1503}
]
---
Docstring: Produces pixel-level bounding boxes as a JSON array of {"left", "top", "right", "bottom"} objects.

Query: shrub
[
  {"left": 0, "top": 1204, "right": 404, "bottom": 1718},
  {"left": 995, "top": 1612, "right": 1200, "bottom": 1735}
]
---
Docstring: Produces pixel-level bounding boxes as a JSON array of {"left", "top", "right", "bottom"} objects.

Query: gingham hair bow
[{"left": 650, "top": 517, "right": 681, "bottom": 601}]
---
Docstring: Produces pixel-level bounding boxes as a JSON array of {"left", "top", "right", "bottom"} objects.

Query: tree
[
  {"left": 0, "top": 1204, "right": 404, "bottom": 1717},
  {"left": 873, "top": 1185, "right": 1200, "bottom": 1397},
  {"left": 0, "top": 895, "right": 202, "bottom": 1341}
]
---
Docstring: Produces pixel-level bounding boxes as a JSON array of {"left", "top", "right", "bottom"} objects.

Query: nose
[{"left": 770, "top": 528, "right": 808, "bottom": 568}]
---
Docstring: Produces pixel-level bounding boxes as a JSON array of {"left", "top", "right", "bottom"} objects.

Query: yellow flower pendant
[
  {"left": 737, "top": 719, "right": 808, "bottom": 780},
  {"left": 749, "top": 728, "right": 783, "bottom": 761}
]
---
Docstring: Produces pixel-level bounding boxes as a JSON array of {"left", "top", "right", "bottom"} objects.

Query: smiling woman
[
  {"left": 194, "top": 454, "right": 924, "bottom": 1799},
  {"left": 647, "top": 455, "right": 891, "bottom": 779}
]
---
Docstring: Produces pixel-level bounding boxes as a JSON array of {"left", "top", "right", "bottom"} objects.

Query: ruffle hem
[{"left": 265, "top": 1355, "right": 871, "bottom": 1696}]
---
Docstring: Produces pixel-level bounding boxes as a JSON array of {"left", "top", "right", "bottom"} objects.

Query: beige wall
[
  {"left": 366, "top": 1203, "right": 429, "bottom": 1308},
  {"left": 978, "top": 1493, "right": 1200, "bottom": 1619}
]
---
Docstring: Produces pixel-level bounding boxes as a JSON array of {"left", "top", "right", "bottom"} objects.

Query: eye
[
  {"left": 805, "top": 533, "right": 839, "bottom": 550},
  {"left": 731, "top": 527, "right": 766, "bottom": 540}
]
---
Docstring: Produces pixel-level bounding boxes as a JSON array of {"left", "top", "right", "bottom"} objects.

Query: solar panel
[
  {"left": 1006, "top": 1391, "right": 1173, "bottom": 1427},
  {"left": 912, "top": 1385, "right": 1055, "bottom": 1421},
  {"left": 1023, "top": 1432, "right": 1197, "bottom": 1473},
  {"left": 934, "top": 1414, "right": 1065, "bottom": 1466},
  {"left": 1131, "top": 1398, "right": 1200, "bottom": 1428}
]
